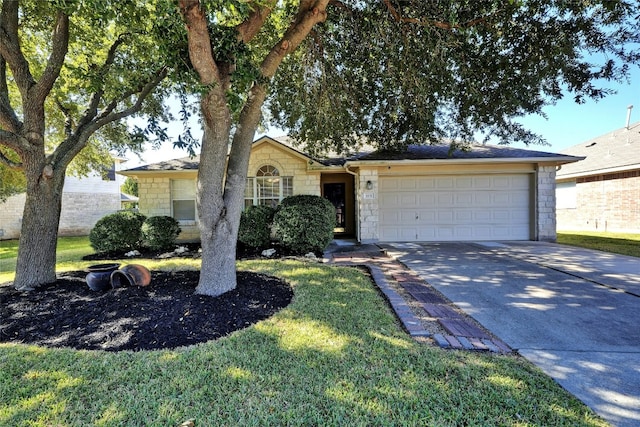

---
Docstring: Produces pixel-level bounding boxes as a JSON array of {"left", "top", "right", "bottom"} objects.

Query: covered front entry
[
  {"left": 378, "top": 174, "right": 532, "bottom": 242},
  {"left": 321, "top": 173, "right": 355, "bottom": 236}
]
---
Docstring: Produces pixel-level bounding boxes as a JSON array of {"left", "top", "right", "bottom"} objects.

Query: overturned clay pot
[{"left": 110, "top": 264, "right": 152, "bottom": 288}]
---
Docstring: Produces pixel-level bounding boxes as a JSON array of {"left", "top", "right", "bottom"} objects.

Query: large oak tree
[
  {"left": 0, "top": 0, "right": 176, "bottom": 290},
  {"left": 178, "top": 0, "right": 639, "bottom": 296}
]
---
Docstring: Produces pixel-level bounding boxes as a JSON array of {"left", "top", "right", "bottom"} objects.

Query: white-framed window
[
  {"left": 244, "top": 165, "right": 293, "bottom": 208},
  {"left": 171, "top": 179, "right": 196, "bottom": 222},
  {"left": 556, "top": 181, "right": 577, "bottom": 209}
]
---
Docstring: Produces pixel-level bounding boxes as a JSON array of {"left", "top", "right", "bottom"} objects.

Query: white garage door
[{"left": 378, "top": 174, "right": 531, "bottom": 242}]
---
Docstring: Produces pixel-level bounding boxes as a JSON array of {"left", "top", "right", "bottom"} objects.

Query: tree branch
[
  {"left": 260, "top": 0, "right": 330, "bottom": 79},
  {"left": 76, "top": 34, "right": 128, "bottom": 131},
  {"left": 32, "top": 10, "right": 69, "bottom": 106},
  {"left": 58, "top": 68, "right": 166, "bottom": 169},
  {"left": 93, "top": 67, "right": 168, "bottom": 130},
  {"left": 0, "top": 147, "right": 23, "bottom": 169},
  {"left": 0, "top": 0, "right": 36, "bottom": 99},
  {"left": 0, "top": 128, "right": 29, "bottom": 154},
  {"left": 381, "top": 0, "right": 498, "bottom": 29},
  {"left": 0, "top": 56, "right": 22, "bottom": 133},
  {"left": 178, "top": 0, "right": 221, "bottom": 86},
  {"left": 55, "top": 98, "right": 74, "bottom": 137},
  {"left": 236, "top": 1, "right": 276, "bottom": 43}
]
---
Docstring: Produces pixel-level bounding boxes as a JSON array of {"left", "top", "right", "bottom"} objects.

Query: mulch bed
[{"left": 0, "top": 269, "right": 293, "bottom": 352}]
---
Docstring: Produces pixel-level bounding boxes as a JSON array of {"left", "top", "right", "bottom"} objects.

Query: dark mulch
[{"left": 0, "top": 270, "right": 293, "bottom": 352}]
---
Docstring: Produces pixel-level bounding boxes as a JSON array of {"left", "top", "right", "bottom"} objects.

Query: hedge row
[
  {"left": 238, "top": 195, "right": 336, "bottom": 254},
  {"left": 90, "top": 195, "right": 336, "bottom": 255},
  {"left": 89, "top": 212, "right": 181, "bottom": 253}
]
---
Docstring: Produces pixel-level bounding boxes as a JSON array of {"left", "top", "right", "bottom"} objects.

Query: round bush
[
  {"left": 89, "top": 211, "right": 147, "bottom": 253},
  {"left": 272, "top": 196, "right": 335, "bottom": 254},
  {"left": 238, "top": 205, "right": 275, "bottom": 249},
  {"left": 279, "top": 195, "right": 335, "bottom": 227},
  {"left": 141, "top": 216, "right": 182, "bottom": 251}
]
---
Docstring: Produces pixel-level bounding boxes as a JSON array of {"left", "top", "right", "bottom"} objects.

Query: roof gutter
[{"left": 344, "top": 156, "right": 584, "bottom": 168}]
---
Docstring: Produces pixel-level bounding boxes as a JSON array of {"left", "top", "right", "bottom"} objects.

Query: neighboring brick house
[
  {"left": 556, "top": 121, "right": 640, "bottom": 233},
  {"left": 0, "top": 159, "right": 126, "bottom": 240},
  {"left": 121, "top": 136, "right": 580, "bottom": 243}
]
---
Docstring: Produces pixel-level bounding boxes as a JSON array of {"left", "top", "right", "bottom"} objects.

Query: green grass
[
  {"left": 0, "top": 239, "right": 607, "bottom": 426},
  {"left": 557, "top": 231, "right": 640, "bottom": 258},
  {"left": 0, "top": 237, "right": 99, "bottom": 283}
]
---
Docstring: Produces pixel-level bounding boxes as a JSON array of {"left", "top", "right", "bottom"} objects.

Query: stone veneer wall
[
  {"left": 58, "top": 193, "right": 120, "bottom": 236},
  {"left": 135, "top": 144, "right": 324, "bottom": 242},
  {"left": 247, "top": 143, "right": 320, "bottom": 196},
  {"left": 0, "top": 193, "right": 26, "bottom": 239},
  {"left": 557, "top": 172, "right": 640, "bottom": 232},
  {"left": 0, "top": 192, "right": 120, "bottom": 239},
  {"left": 536, "top": 165, "right": 557, "bottom": 241},
  {"left": 136, "top": 176, "right": 200, "bottom": 241},
  {"left": 358, "top": 168, "right": 378, "bottom": 243}
]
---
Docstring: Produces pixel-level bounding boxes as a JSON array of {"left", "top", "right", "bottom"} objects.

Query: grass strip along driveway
[
  {"left": 0, "top": 238, "right": 609, "bottom": 425},
  {"left": 557, "top": 231, "right": 640, "bottom": 258}
]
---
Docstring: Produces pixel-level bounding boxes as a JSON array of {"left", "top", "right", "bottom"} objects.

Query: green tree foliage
[
  {"left": 0, "top": 0, "right": 183, "bottom": 289},
  {"left": 269, "top": 1, "right": 640, "bottom": 155},
  {"left": 0, "top": 148, "right": 25, "bottom": 201},
  {"left": 177, "top": 0, "right": 639, "bottom": 296},
  {"left": 121, "top": 177, "right": 139, "bottom": 197}
]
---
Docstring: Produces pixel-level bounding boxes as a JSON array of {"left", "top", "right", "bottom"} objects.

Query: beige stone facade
[
  {"left": 536, "top": 165, "right": 557, "bottom": 241},
  {"left": 123, "top": 136, "right": 576, "bottom": 244},
  {"left": 1, "top": 172, "right": 122, "bottom": 240}
]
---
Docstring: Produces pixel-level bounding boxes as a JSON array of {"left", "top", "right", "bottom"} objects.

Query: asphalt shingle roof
[
  {"left": 557, "top": 121, "right": 640, "bottom": 178},
  {"left": 352, "top": 143, "right": 573, "bottom": 161},
  {"left": 125, "top": 156, "right": 200, "bottom": 172},
  {"left": 123, "top": 137, "right": 579, "bottom": 172}
]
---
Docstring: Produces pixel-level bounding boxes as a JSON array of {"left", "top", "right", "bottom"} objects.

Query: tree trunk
[
  {"left": 194, "top": 90, "right": 237, "bottom": 296},
  {"left": 195, "top": 87, "right": 266, "bottom": 297},
  {"left": 13, "top": 157, "right": 65, "bottom": 290}
]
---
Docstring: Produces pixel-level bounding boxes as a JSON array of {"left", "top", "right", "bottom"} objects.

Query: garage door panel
[
  {"left": 456, "top": 177, "right": 474, "bottom": 189},
  {"left": 415, "top": 210, "right": 436, "bottom": 222},
  {"left": 455, "top": 193, "right": 473, "bottom": 205},
  {"left": 379, "top": 174, "right": 531, "bottom": 242},
  {"left": 418, "top": 193, "right": 437, "bottom": 205}
]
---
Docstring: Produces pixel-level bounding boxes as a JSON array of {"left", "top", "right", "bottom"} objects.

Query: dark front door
[
  {"left": 321, "top": 173, "right": 355, "bottom": 236},
  {"left": 323, "top": 183, "right": 346, "bottom": 232}
]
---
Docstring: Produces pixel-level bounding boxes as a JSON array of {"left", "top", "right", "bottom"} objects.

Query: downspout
[{"left": 344, "top": 164, "right": 360, "bottom": 243}]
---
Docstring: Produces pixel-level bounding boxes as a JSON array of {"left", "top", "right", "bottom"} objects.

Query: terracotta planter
[
  {"left": 86, "top": 263, "right": 120, "bottom": 291},
  {"left": 110, "top": 264, "right": 152, "bottom": 288}
]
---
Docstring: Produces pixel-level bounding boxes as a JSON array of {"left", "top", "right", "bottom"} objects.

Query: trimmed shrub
[
  {"left": 89, "top": 211, "right": 147, "bottom": 253},
  {"left": 141, "top": 216, "right": 182, "bottom": 251},
  {"left": 238, "top": 205, "right": 275, "bottom": 249},
  {"left": 272, "top": 195, "right": 336, "bottom": 254}
]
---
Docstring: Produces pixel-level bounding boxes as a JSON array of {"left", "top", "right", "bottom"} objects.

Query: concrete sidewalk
[{"left": 383, "top": 242, "right": 640, "bottom": 427}]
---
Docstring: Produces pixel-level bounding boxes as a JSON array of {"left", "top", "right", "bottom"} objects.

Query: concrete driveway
[{"left": 382, "top": 241, "right": 640, "bottom": 427}]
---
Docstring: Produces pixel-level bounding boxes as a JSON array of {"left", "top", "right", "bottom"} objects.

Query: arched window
[{"left": 245, "top": 165, "right": 293, "bottom": 208}]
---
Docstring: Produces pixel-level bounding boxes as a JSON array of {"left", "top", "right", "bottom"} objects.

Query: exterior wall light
[{"left": 365, "top": 180, "right": 373, "bottom": 190}]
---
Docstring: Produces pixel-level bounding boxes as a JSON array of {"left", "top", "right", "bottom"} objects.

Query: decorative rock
[
  {"left": 125, "top": 250, "right": 141, "bottom": 257},
  {"left": 304, "top": 252, "right": 317, "bottom": 260},
  {"left": 174, "top": 246, "right": 189, "bottom": 254},
  {"left": 262, "top": 248, "right": 277, "bottom": 257}
]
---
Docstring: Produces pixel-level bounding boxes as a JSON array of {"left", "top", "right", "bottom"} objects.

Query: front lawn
[
  {"left": 0, "top": 241, "right": 607, "bottom": 425},
  {"left": 557, "top": 231, "right": 640, "bottom": 258}
]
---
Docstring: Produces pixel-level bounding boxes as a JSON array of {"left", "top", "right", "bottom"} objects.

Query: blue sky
[
  {"left": 132, "top": 66, "right": 639, "bottom": 166},
  {"left": 515, "top": 68, "right": 640, "bottom": 153}
]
